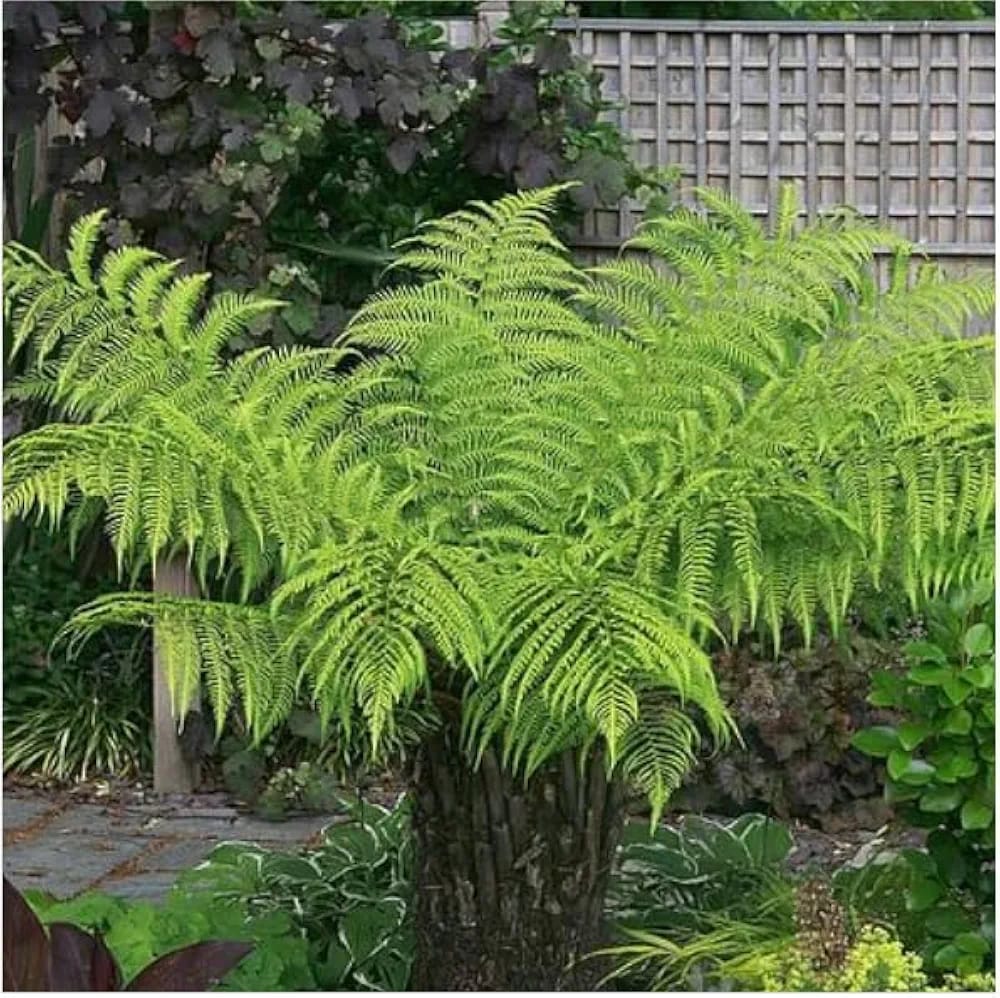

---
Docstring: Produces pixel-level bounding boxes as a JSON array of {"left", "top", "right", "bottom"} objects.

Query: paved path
[{"left": 3, "top": 790, "right": 338, "bottom": 902}]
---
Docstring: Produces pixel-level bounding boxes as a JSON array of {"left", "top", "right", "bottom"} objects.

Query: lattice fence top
[{"left": 559, "top": 18, "right": 995, "bottom": 273}]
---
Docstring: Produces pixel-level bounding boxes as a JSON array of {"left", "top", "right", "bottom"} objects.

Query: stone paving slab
[
  {"left": 141, "top": 838, "right": 222, "bottom": 873},
  {"left": 3, "top": 797, "right": 56, "bottom": 830},
  {"left": 2, "top": 789, "right": 341, "bottom": 902}
]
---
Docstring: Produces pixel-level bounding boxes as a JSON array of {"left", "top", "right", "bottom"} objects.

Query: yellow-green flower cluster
[
  {"left": 757, "top": 926, "right": 927, "bottom": 992},
  {"left": 932, "top": 972, "right": 998, "bottom": 993},
  {"left": 832, "top": 927, "right": 927, "bottom": 992}
]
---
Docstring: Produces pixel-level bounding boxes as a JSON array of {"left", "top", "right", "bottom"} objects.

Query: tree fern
[{"left": 5, "top": 186, "right": 993, "bottom": 821}]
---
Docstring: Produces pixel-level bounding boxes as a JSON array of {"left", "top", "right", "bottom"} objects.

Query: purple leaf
[
  {"left": 441, "top": 48, "right": 475, "bottom": 83},
  {"left": 197, "top": 30, "right": 235, "bottom": 78},
  {"left": 533, "top": 34, "right": 573, "bottom": 73},
  {"left": 77, "top": 3, "right": 109, "bottom": 32},
  {"left": 183, "top": 5, "right": 222, "bottom": 39},
  {"left": 515, "top": 149, "right": 558, "bottom": 189},
  {"left": 122, "top": 104, "right": 154, "bottom": 146},
  {"left": 3, "top": 877, "right": 51, "bottom": 991},
  {"left": 32, "top": 2, "right": 59, "bottom": 36},
  {"left": 332, "top": 79, "right": 361, "bottom": 121},
  {"left": 48, "top": 923, "right": 121, "bottom": 991},
  {"left": 84, "top": 89, "right": 116, "bottom": 138},
  {"left": 127, "top": 941, "right": 253, "bottom": 992},
  {"left": 386, "top": 134, "right": 422, "bottom": 174}
]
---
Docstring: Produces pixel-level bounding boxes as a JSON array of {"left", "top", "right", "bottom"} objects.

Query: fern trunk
[{"left": 409, "top": 735, "right": 625, "bottom": 990}]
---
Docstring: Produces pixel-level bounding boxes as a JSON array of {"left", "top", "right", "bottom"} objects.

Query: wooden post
[
  {"left": 475, "top": 0, "right": 510, "bottom": 46},
  {"left": 152, "top": 555, "right": 200, "bottom": 793}
]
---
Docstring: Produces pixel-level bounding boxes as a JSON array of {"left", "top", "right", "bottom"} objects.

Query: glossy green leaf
[
  {"left": 925, "top": 906, "right": 973, "bottom": 938},
  {"left": 964, "top": 664, "right": 995, "bottom": 689},
  {"left": 955, "top": 932, "right": 989, "bottom": 956},
  {"left": 919, "top": 786, "right": 964, "bottom": 813},
  {"left": 955, "top": 952, "right": 985, "bottom": 975},
  {"left": 932, "top": 943, "right": 961, "bottom": 969},
  {"left": 892, "top": 753, "right": 937, "bottom": 786},
  {"left": 960, "top": 799, "right": 993, "bottom": 830},
  {"left": 943, "top": 708, "right": 973, "bottom": 735},
  {"left": 928, "top": 830, "right": 968, "bottom": 886},
  {"left": 934, "top": 754, "right": 978, "bottom": 783},
  {"left": 963, "top": 623, "right": 993, "bottom": 658},
  {"left": 887, "top": 748, "right": 912, "bottom": 781},
  {"left": 909, "top": 664, "right": 952, "bottom": 686},
  {"left": 905, "top": 641, "right": 948, "bottom": 664},
  {"left": 885, "top": 780, "right": 922, "bottom": 803},
  {"left": 941, "top": 675, "right": 973, "bottom": 705},
  {"left": 851, "top": 726, "right": 900, "bottom": 758},
  {"left": 897, "top": 721, "right": 931, "bottom": 750},
  {"left": 908, "top": 877, "right": 943, "bottom": 912}
]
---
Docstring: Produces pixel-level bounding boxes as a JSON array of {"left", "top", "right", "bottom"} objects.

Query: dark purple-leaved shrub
[{"left": 674, "top": 631, "right": 905, "bottom": 831}]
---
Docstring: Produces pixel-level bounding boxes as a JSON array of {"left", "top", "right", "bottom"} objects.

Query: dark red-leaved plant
[{"left": 2, "top": 877, "right": 251, "bottom": 992}]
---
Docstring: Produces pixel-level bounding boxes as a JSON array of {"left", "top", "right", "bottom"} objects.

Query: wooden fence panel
[{"left": 557, "top": 17, "right": 995, "bottom": 280}]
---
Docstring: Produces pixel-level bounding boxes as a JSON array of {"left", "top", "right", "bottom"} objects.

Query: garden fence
[
  {"left": 22, "top": 11, "right": 996, "bottom": 286},
  {"left": 557, "top": 16, "right": 995, "bottom": 285}
]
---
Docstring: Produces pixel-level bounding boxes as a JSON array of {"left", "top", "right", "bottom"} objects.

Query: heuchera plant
[{"left": 2, "top": 876, "right": 251, "bottom": 991}]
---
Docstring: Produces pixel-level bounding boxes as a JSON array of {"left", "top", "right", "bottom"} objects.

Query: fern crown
[{"left": 5, "top": 186, "right": 993, "bottom": 821}]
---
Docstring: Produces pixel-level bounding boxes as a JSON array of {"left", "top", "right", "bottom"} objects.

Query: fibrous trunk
[{"left": 410, "top": 734, "right": 625, "bottom": 991}]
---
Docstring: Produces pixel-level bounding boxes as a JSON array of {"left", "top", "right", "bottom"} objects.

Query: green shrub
[
  {"left": 603, "top": 806, "right": 996, "bottom": 991},
  {"left": 603, "top": 814, "right": 799, "bottom": 989},
  {"left": 853, "top": 583, "right": 995, "bottom": 975},
  {"left": 752, "top": 925, "right": 996, "bottom": 993},
  {"left": 609, "top": 813, "right": 794, "bottom": 931}
]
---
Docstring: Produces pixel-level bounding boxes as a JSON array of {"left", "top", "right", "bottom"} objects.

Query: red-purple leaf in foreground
[
  {"left": 48, "top": 922, "right": 122, "bottom": 991},
  {"left": 3, "top": 876, "right": 51, "bottom": 991},
  {"left": 126, "top": 941, "right": 253, "bottom": 991}
]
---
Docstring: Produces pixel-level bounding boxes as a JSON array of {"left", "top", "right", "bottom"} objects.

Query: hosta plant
[
  {"left": 177, "top": 795, "right": 414, "bottom": 990},
  {"left": 3, "top": 186, "right": 993, "bottom": 989},
  {"left": 2, "top": 876, "right": 250, "bottom": 991}
]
